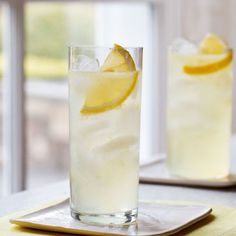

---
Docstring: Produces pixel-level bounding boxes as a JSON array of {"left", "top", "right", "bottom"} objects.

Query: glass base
[
  {"left": 168, "top": 167, "right": 229, "bottom": 180},
  {"left": 71, "top": 208, "right": 138, "bottom": 226}
]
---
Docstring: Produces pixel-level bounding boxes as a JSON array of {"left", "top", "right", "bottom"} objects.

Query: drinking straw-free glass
[
  {"left": 167, "top": 35, "right": 233, "bottom": 179},
  {"left": 68, "top": 45, "right": 142, "bottom": 225}
]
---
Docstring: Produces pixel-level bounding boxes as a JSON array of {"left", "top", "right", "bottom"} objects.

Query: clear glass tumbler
[
  {"left": 68, "top": 45, "right": 143, "bottom": 225},
  {"left": 167, "top": 36, "right": 233, "bottom": 179}
]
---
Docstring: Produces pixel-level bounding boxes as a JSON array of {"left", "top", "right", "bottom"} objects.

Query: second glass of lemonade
[
  {"left": 69, "top": 45, "right": 142, "bottom": 225},
  {"left": 167, "top": 34, "right": 233, "bottom": 179}
]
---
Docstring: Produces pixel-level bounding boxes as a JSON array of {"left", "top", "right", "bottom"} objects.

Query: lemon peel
[{"left": 183, "top": 50, "right": 232, "bottom": 75}]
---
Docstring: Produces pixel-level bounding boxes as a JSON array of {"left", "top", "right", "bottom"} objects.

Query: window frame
[
  {"left": 2, "top": 0, "right": 25, "bottom": 194},
  {"left": 0, "top": 0, "right": 180, "bottom": 194}
]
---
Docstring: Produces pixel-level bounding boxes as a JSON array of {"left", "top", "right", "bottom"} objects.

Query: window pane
[
  {"left": 25, "top": 2, "right": 95, "bottom": 189},
  {"left": 25, "top": 3, "right": 95, "bottom": 80},
  {"left": 25, "top": 1, "right": 153, "bottom": 189}
]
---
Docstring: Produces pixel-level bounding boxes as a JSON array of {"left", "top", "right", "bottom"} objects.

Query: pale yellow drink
[
  {"left": 69, "top": 45, "right": 142, "bottom": 225},
  {"left": 167, "top": 35, "right": 233, "bottom": 179}
]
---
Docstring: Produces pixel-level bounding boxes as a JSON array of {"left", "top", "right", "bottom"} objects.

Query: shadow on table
[
  {"left": 14, "top": 225, "right": 78, "bottom": 236},
  {"left": 174, "top": 214, "right": 216, "bottom": 235}
]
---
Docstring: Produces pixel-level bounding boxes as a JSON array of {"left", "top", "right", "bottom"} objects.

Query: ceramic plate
[
  {"left": 10, "top": 199, "right": 212, "bottom": 236},
  {"left": 140, "top": 156, "right": 236, "bottom": 188}
]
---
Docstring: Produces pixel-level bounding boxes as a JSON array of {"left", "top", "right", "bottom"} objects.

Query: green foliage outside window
[{"left": 0, "top": 3, "right": 95, "bottom": 80}]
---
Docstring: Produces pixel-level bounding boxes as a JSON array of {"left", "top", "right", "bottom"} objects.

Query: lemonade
[
  {"left": 167, "top": 34, "right": 233, "bottom": 179},
  {"left": 69, "top": 45, "right": 142, "bottom": 225}
]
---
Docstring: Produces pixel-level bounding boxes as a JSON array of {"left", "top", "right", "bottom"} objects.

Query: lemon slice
[
  {"left": 199, "top": 33, "right": 227, "bottom": 54},
  {"left": 80, "top": 44, "right": 138, "bottom": 115},
  {"left": 183, "top": 34, "right": 232, "bottom": 75},
  {"left": 80, "top": 71, "right": 138, "bottom": 115},
  {"left": 183, "top": 50, "right": 233, "bottom": 75},
  {"left": 101, "top": 44, "right": 136, "bottom": 72}
]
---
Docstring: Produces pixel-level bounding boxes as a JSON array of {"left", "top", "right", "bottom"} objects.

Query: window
[
  {"left": 1, "top": 0, "right": 163, "bottom": 194},
  {"left": 25, "top": 1, "right": 153, "bottom": 189},
  {"left": 25, "top": 2, "right": 95, "bottom": 189},
  {"left": 1, "top": 0, "right": 235, "bottom": 195}
]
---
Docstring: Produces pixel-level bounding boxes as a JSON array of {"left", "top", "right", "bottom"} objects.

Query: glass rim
[
  {"left": 68, "top": 45, "right": 143, "bottom": 50},
  {"left": 168, "top": 47, "right": 233, "bottom": 55}
]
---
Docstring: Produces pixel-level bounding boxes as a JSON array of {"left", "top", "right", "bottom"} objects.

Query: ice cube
[
  {"left": 72, "top": 55, "right": 99, "bottom": 71},
  {"left": 169, "top": 38, "right": 198, "bottom": 54},
  {"left": 93, "top": 135, "right": 138, "bottom": 154}
]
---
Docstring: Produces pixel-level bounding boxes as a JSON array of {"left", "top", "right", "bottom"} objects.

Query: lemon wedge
[
  {"left": 183, "top": 34, "right": 232, "bottom": 75},
  {"left": 80, "top": 71, "right": 138, "bottom": 115},
  {"left": 101, "top": 44, "right": 136, "bottom": 72},
  {"left": 183, "top": 50, "right": 233, "bottom": 75},
  {"left": 80, "top": 44, "right": 138, "bottom": 115},
  {"left": 199, "top": 33, "right": 227, "bottom": 54}
]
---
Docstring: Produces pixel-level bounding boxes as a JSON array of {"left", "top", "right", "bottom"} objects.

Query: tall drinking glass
[
  {"left": 167, "top": 35, "right": 233, "bottom": 179},
  {"left": 68, "top": 45, "right": 143, "bottom": 225}
]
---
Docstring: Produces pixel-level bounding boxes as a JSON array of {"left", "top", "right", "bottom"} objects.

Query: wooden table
[{"left": 1, "top": 180, "right": 236, "bottom": 218}]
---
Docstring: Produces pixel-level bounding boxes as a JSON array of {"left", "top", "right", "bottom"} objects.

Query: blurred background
[{"left": 0, "top": 0, "right": 235, "bottom": 196}]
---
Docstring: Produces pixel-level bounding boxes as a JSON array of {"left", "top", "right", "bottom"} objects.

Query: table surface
[{"left": 0, "top": 180, "right": 236, "bottom": 218}]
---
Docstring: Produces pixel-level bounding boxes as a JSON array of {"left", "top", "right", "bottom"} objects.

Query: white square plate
[
  {"left": 10, "top": 199, "right": 212, "bottom": 236},
  {"left": 140, "top": 156, "right": 236, "bottom": 188}
]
